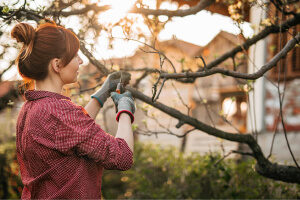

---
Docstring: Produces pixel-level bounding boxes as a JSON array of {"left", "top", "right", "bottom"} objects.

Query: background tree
[{"left": 0, "top": 0, "right": 300, "bottom": 184}]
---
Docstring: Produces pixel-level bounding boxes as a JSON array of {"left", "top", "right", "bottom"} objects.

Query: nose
[{"left": 78, "top": 55, "right": 83, "bottom": 65}]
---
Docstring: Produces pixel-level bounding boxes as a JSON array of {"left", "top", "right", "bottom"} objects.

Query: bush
[
  {"left": 0, "top": 139, "right": 22, "bottom": 199},
  {"left": 1, "top": 140, "right": 299, "bottom": 199},
  {"left": 102, "top": 142, "right": 300, "bottom": 199}
]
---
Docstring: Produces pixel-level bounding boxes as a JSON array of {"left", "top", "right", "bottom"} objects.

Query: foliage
[
  {"left": 102, "top": 143, "right": 300, "bottom": 199},
  {"left": 0, "top": 130, "right": 22, "bottom": 199}
]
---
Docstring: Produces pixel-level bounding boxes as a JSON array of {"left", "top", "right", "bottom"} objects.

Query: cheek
[
  {"left": 72, "top": 61, "right": 79, "bottom": 71},
  {"left": 61, "top": 67, "right": 77, "bottom": 82}
]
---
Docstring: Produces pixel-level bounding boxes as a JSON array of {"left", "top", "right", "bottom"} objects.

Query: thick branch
[
  {"left": 200, "top": 13, "right": 300, "bottom": 71},
  {"left": 43, "top": 4, "right": 111, "bottom": 17},
  {"left": 42, "top": 0, "right": 214, "bottom": 18},
  {"left": 0, "top": 5, "right": 110, "bottom": 22},
  {"left": 130, "top": 0, "right": 216, "bottom": 17},
  {"left": 127, "top": 87, "right": 300, "bottom": 183},
  {"left": 160, "top": 33, "right": 300, "bottom": 80},
  {"left": 79, "top": 41, "right": 109, "bottom": 75},
  {"left": 0, "top": 6, "right": 43, "bottom": 22}
]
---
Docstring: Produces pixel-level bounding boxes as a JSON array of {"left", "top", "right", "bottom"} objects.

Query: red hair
[{"left": 11, "top": 20, "right": 80, "bottom": 81}]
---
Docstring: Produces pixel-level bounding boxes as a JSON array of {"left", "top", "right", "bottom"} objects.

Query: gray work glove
[
  {"left": 91, "top": 71, "right": 131, "bottom": 107},
  {"left": 111, "top": 91, "right": 135, "bottom": 123}
]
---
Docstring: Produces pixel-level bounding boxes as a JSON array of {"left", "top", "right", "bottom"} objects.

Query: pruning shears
[{"left": 116, "top": 72, "right": 124, "bottom": 94}]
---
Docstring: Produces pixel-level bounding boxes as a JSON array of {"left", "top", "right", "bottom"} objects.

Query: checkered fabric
[{"left": 16, "top": 90, "right": 133, "bottom": 199}]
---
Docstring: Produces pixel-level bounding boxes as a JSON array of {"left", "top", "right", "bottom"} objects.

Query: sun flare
[
  {"left": 110, "top": 0, "right": 135, "bottom": 13},
  {"left": 99, "top": 0, "right": 136, "bottom": 23}
]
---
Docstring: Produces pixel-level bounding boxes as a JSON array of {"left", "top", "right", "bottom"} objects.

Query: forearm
[
  {"left": 84, "top": 98, "right": 102, "bottom": 120},
  {"left": 116, "top": 113, "right": 134, "bottom": 152}
]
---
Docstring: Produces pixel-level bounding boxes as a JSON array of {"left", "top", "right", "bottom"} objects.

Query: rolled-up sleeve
[{"left": 54, "top": 100, "right": 133, "bottom": 171}]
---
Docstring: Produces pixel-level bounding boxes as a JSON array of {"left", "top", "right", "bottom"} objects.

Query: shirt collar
[{"left": 24, "top": 90, "right": 71, "bottom": 101}]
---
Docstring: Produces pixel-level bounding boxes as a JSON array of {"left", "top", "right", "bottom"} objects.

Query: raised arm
[
  {"left": 85, "top": 71, "right": 131, "bottom": 119},
  {"left": 111, "top": 91, "right": 135, "bottom": 152}
]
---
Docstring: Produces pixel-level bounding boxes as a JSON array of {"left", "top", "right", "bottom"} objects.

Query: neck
[{"left": 35, "top": 76, "right": 64, "bottom": 94}]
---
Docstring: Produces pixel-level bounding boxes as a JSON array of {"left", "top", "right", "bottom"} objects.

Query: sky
[{"left": 0, "top": 0, "right": 253, "bottom": 80}]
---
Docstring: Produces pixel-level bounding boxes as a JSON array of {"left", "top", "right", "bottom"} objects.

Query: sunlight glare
[
  {"left": 222, "top": 98, "right": 237, "bottom": 118},
  {"left": 100, "top": 0, "right": 136, "bottom": 23}
]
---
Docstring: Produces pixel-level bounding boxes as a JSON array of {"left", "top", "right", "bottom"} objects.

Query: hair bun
[{"left": 11, "top": 23, "right": 35, "bottom": 45}]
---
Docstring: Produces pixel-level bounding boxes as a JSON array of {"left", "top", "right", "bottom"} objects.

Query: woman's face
[{"left": 59, "top": 53, "right": 83, "bottom": 84}]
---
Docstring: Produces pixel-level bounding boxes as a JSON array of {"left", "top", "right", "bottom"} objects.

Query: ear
[{"left": 51, "top": 58, "right": 61, "bottom": 73}]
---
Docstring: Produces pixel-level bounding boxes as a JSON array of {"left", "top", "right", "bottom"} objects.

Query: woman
[{"left": 11, "top": 20, "right": 135, "bottom": 199}]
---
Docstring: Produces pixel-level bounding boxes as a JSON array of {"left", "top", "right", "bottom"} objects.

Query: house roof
[
  {"left": 217, "top": 30, "right": 242, "bottom": 44},
  {"left": 158, "top": 38, "right": 203, "bottom": 57},
  {"left": 126, "top": 38, "right": 203, "bottom": 61},
  {"left": 193, "top": 30, "right": 242, "bottom": 55}
]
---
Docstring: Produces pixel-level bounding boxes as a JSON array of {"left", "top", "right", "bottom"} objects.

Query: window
[
  {"left": 219, "top": 87, "right": 247, "bottom": 133},
  {"left": 268, "top": 3, "right": 300, "bottom": 80}
]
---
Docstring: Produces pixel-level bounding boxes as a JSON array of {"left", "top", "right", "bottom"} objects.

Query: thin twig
[
  {"left": 171, "top": 80, "right": 191, "bottom": 116},
  {"left": 214, "top": 150, "right": 254, "bottom": 166},
  {"left": 153, "top": 77, "right": 166, "bottom": 102},
  {"left": 194, "top": 84, "right": 216, "bottom": 128}
]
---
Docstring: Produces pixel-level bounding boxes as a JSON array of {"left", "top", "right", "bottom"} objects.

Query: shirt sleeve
[{"left": 54, "top": 100, "right": 133, "bottom": 171}]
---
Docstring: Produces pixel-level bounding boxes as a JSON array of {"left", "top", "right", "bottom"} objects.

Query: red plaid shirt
[{"left": 16, "top": 90, "right": 133, "bottom": 199}]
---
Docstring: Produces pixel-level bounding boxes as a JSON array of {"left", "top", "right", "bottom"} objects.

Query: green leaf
[
  {"left": 132, "top": 124, "right": 138, "bottom": 131},
  {"left": 2, "top": 6, "right": 10, "bottom": 14}
]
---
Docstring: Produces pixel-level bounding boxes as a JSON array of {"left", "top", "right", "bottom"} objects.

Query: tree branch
[
  {"left": 79, "top": 41, "right": 109, "bottom": 75},
  {"left": 130, "top": 0, "right": 216, "bottom": 17},
  {"left": 205, "top": 13, "right": 300, "bottom": 69},
  {"left": 160, "top": 33, "right": 300, "bottom": 80},
  {"left": 43, "top": 4, "right": 111, "bottom": 17},
  {"left": 3, "top": 0, "right": 214, "bottom": 19}
]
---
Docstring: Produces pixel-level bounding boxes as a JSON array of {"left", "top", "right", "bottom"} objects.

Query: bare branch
[
  {"left": 130, "top": 0, "right": 216, "bottom": 17},
  {"left": 214, "top": 150, "right": 254, "bottom": 166},
  {"left": 79, "top": 41, "right": 109, "bottom": 75},
  {"left": 171, "top": 80, "right": 191, "bottom": 116},
  {"left": 43, "top": 4, "right": 111, "bottom": 17},
  {"left": 160, "top": 33, "right": 300, "bottom": 80},
  {"left": 120, "top": 67, "right": 158, "bottom": 73},
  {"left": 194, "top": 84, "right": 216, "bottom": 128},
  {"left": 153, "top": 77, "right": 166, "bottom": 102}
]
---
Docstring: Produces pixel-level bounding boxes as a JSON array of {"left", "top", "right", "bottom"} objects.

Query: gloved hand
[
  {"left": 91, "top": 71, "right": 131, "bottom": 107},
  {"left": 111, "top": 91, "right": 135, "bottom": 124}
]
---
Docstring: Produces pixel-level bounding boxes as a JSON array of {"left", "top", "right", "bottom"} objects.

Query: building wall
[{"left": 263, "top": 79, "right": 300, "bottom": 164}]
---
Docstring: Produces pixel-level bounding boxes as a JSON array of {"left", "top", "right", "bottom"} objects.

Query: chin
[{"left": 66, "top": 78, "right": 77, "bottom": 85}]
